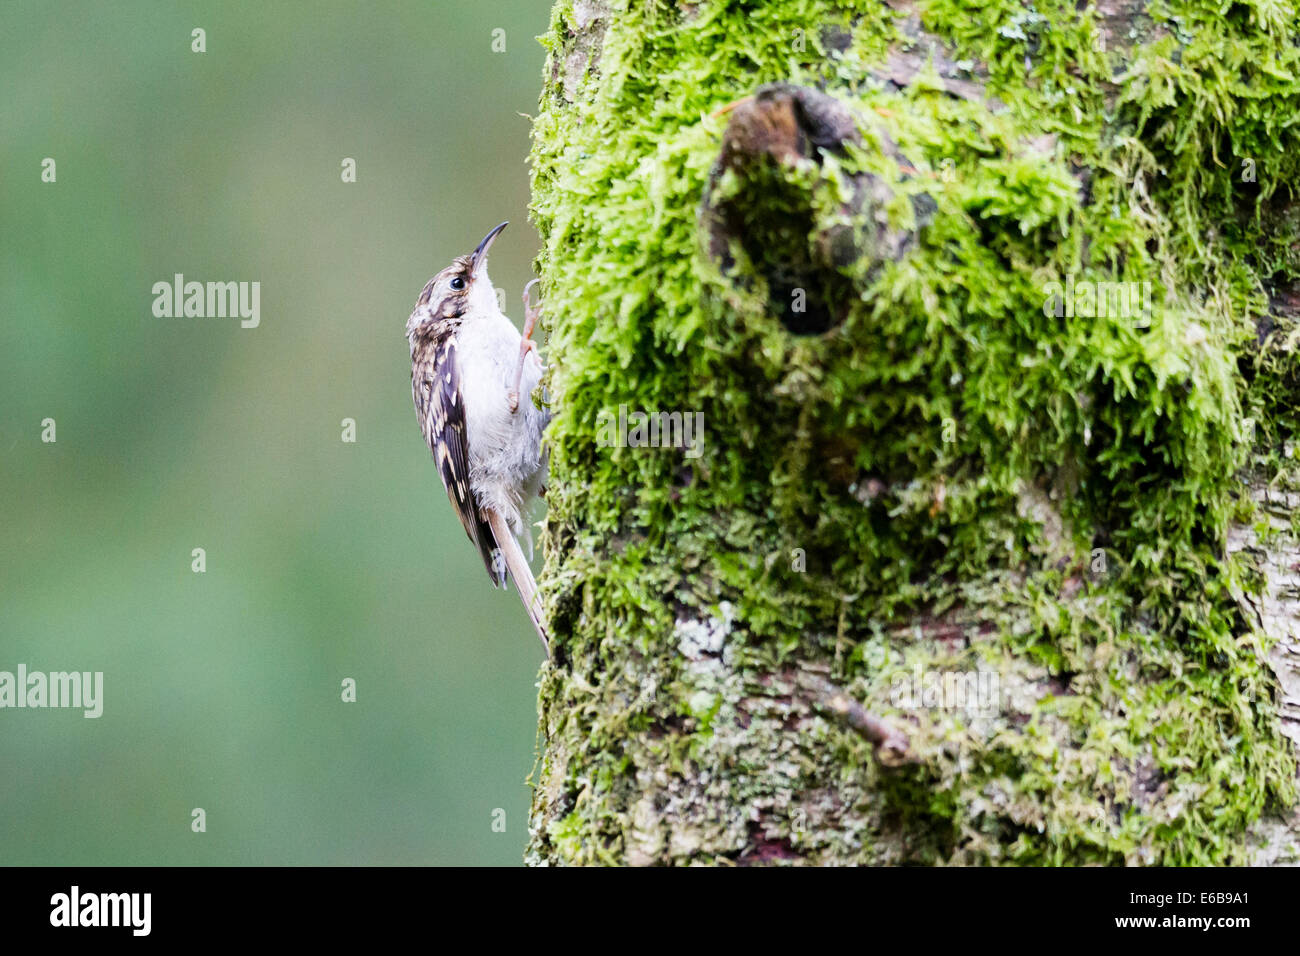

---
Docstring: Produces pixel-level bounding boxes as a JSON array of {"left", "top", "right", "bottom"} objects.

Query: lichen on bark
[{"left": 524, "top": 0, "right": 1300, "bottom": 865}]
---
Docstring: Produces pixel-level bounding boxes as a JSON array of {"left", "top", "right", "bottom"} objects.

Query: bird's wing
[{"left": 419, "top": 335, "right": 505, "bottom": 587}]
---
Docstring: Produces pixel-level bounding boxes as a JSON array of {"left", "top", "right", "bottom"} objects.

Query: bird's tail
[{"left": 485, "top": 509, "right": 549, "bottom": 654}]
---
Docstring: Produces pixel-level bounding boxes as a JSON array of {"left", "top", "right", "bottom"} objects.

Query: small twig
[{"left": 798, "top": 673, "right": 912, "bottom": 766}]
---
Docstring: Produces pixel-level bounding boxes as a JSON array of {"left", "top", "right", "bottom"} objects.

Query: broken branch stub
[{"left": 700, "top": 83, "right": 933, "bottom": 335}]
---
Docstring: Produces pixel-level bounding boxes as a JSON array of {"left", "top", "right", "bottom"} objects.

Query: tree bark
[{"left": 525, "top": 0, "right": 1300, "bottom": 865}]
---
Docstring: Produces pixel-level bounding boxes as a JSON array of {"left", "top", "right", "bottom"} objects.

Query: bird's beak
[{"left": 470, "top": 221, "right": 508, "bottom": 276}]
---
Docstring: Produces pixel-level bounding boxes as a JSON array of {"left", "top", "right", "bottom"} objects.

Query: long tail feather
[{"left": 485, "top": 509, "right": 549, "bottom": 654}]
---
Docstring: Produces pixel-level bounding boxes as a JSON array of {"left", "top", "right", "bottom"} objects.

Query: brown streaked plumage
[{"left": 411, "top": 322, "right": 502, "bottom": 584}]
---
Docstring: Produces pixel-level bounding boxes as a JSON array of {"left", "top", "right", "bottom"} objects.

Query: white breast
[{"left": 457, "top": 308, "right": 548, "bottom": 535}]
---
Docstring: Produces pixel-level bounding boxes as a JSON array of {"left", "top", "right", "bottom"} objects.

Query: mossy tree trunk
[{"left": 524, "top": 0, "right": 1300, "bottom": 865}]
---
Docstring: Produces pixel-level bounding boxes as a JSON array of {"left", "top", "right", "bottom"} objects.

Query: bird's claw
[{"left": 522, "top": 278, "right": 542, "bottom": 316}]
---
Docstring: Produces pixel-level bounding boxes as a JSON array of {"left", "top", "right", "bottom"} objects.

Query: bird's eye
[{"left": 449, "top": 276, "right": 466, "bottom": 291}]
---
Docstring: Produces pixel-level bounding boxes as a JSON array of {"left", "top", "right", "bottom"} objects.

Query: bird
[{"left": 406, "top": 221, "right": 550, "bottom": 652}]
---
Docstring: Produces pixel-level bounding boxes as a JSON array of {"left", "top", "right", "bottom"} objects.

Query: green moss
[{"left": 526, "top": 0, "right": 1299, "bottom": 865}]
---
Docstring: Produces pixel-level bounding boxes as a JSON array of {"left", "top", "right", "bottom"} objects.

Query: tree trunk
[{"left": 524, "top": 0, "right": 1300, "bottom": 865}]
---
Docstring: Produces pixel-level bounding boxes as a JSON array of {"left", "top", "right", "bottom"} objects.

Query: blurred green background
[{"left": 0, "top": 0, "right": 552, "bottom": 865}]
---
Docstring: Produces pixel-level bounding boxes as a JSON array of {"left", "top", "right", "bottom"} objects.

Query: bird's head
[{"left": 406, "top": 221, "right": 508, "bottom": 338}]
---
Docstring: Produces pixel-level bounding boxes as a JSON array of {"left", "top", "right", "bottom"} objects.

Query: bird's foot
[{"left": 509, "top": 280, "right": 543, "bottom": 413}]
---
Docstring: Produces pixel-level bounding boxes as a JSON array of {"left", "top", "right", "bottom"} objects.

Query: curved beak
[{"left": 470, "top": 221, "right": 508, "bottom": 276}]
